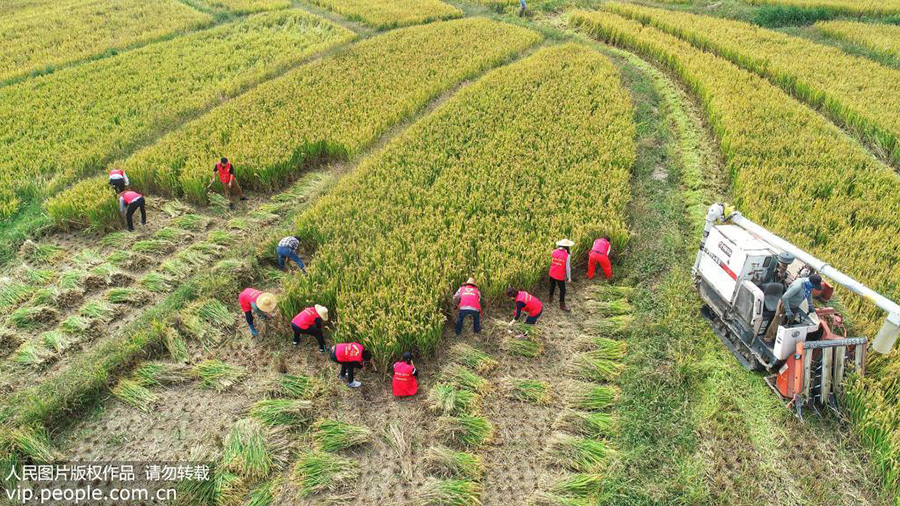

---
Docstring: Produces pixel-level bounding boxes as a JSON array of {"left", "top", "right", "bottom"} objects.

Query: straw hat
[
  {"left": 465, "top": 277, "right": 477, "bottom": 287},
  {"left": 256, "top": 292, "right": 277, "bottom": 313},
  {"left": 315, "top": 304, "right": 329, "bottom": 321},
  {"left": 556, "top": 238, "right": 575, "bottom": 248}
]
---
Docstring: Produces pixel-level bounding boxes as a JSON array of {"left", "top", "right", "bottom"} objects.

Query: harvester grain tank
[{"left": 693, "top": 203, "right": 900, "bottom": 419}]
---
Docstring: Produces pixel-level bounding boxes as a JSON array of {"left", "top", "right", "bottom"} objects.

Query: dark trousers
[
  {"left": 293, "top": 323, "right": 325, "bottom": 349},
  {"left": 525, "top": 309, "right": 542, "bottom": 325},
  {"left": 549, "top": 277, "right": 566, "bottom": 304},
  {"left": 456, "top": 309, "right": 481, "bottom": 335},
  {"left": 109, "top": 178, "right": 125, "bottom": 192},
  {"left": 125, "top": 197, "right": 146, "bottom": 231},
  {"left": 330, "top": 349, "right": 361, "bottom": 383},
  {"left": 244, "top": 307, "right": 266, "bottom": 327}
]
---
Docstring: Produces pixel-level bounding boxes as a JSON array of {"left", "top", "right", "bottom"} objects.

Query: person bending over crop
[
  {"left": 452, "top": 277, "right": 482, "bottom": 335},
  {"left": 330, "top": 342, "right": 372, "bottom": 389},
  {"left": 392, "top": 351, "right": 418, "bottom": 397},
  {"left": 238, "top": 288, "right": 276, "bottom": 337},
  {"left": 507, "top": 288, "right": 543, "bottom": 326},
  {"left": 587, "top": 236, "right": 613, "bottom": 280},
  {"left": 208, "top": 157, "right": 247, "bottom": 209},
  {"left": 118, "top": 190, "right": 146, "bottom": 231},
  {"left": 108, "top": 168, "right": 129, "bottom": 192},
  {"left": 549, "top": 239, "right": 574, "bottom": 312},
  {"left": 292, "top": 304, "right": 328, "bottom": 352},
  {"left": 276, "top": 236, "right": 307, "bottom": 274}
]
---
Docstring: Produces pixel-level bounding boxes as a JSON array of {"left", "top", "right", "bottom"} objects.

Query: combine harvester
[{"left": 693, "top": 203, "right": 900, "bottom": 419}]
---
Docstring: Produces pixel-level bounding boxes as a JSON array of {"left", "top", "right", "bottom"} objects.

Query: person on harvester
[
  {"left": 507, "top": 288, "right": 543, "bottom": 327},
  {"left": 587, "top": 235, "right": 613, "bottom": 280},
  {"left": 118, "top": 190, "right": 146, "bottom": 231},
  {"left": 238, "top": 288, "right": 276, "bottom": 337},
  {"left": 549, "top": 239, "right": 574, "bottom": 312},
  {"left": 108, "top": 168, "right": 130, "bottom": 192},
  {"left": 452, "top": 277, "right": 482, "bottom": 335},
  {"left": 276, "top": 235, "right": 307, "bottom": 274},
  {"left": 392, "top": 351, "right": 418, "bottom": 397},
  {"left": 292, "top": 304, "right": 328, "bottom": 352},
  {"left": 208, "top": 157, "right": 247, "bottom": 209},
  {"left": 330, "top": 342, "right": 372, "bottom": 388}
]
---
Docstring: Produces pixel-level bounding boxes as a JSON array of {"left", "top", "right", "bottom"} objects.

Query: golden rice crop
[
  {"left": 193, "top": 0, "right": 292, "bottom": 13},
  {"left": 814, "top": 20, "right": 900, "bottom": 60},
  {"left": 745, "top": 0, "right": 900, "bottom": 15},
  {"left": 0, "top": 0, "right": 211, "bottom": 83},
  {"left": 309, "top": 0, "right": 462, "bottom": 29},
  {"left": 571, "top": 8, "right": 900, "bottom": 496},
  {"left": 51, "top": 18, "right": 540, "bottom": 231},
  {"left": 280, "top": 43, "right": 635, "bottom": 363},
  {"left": 602, "top": 2, "right": 900, "bottom": 166},
  {"left": 14, "top": 10, "right": 351, "bottom": 227}
]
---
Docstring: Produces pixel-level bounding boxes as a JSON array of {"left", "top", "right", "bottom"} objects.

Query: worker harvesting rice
[
  {"left": 507, "top": 288, "right": 543, "bottom": 326},
  {"left": 208, "top": 157, "right": 247, "bottom": 209},
  {"left": 237, "top": 288, "right": 276, "bottom": 337},
  {"left": 330, "top": 342, "right": 372, "bottom": 388},
  {"left": 452, "top": 277, "right": 482, "bottom": 335},
  {"left": 587, "top": 235, "right": 613, "bottom": 280},
  {"left": 108, "top": 168, "right": 129, "bottom": 192},
  {"left": 392, "top": 351, "right": 418, "bottom": 397},
  {"left": 549, "top": 239, "right": 574, "bottom": 312},
  {"left": 292, "top": 304, "right": 328, "bottom": 352},
  {"left": 118, "top": 190, "right": 146, "bottom": 231},
  {"left": 276, "top": 235, "right": 307, "bottom": 274}
]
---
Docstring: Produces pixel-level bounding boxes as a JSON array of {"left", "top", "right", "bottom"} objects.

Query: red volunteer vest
[
  {"left": 238, "top": 288, "right": 262, "bottom": 312},
  {"left": 120, "top": 191, "right": 141, "bottom": 204},
  {"left": 458, "top": 285, "right": 481, "bottom": 312},
  {"left": 109, "top": 169, "right": 125, "bottom": 178},
  {"left": 292, "top": 307, "right": 320, "bottom": 330},
  {"left": 592, "top": 238, "right": 611, "bottom": 256},
  {"left": 392, "top": 361, "right": 418, "bottom": 397},
  {"left": 516, "top": 291, "right": 542, "bottom": 317},
  {"left": 549, "top": 248, "right": 568, "bottom": 280},
  {"left": 335, "top": 343, "right": 364, "bottom": 363},
  {"left": 216, "top": 162, "right": 233, "bottom": 184}
]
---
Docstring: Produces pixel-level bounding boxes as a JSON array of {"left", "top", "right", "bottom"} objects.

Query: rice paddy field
[{"left": 1, "top": 0, "right": 899, "bottom": 504}]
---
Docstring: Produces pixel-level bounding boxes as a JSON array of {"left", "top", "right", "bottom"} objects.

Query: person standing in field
[
  {"left": 118, "top": 190, "right": 146, "bottom": 231},
  {"left": 452, "top": 277, "right": 482, "bottom": 335},
  {"left": 276, "top": 236, "right": 307, "bottom": 274},
  {"left": 208, "top": 157, "right": 247, "bottom": 209},
  {"left": 392, "top": 351, "right": 418, "bottom": 397},
  {"left": 507, "top": 288, "right": 543, "bottom": 326},
  {"left": 238, "top": 288, "right": 276, "bottom": 337},
  {"left": 519, "top": 0, "right": 526, "bottom": 17},
  {"left": 330, "top": 342, "right": 372, "bottom": 388},
  {"left": 292, "top": 304, "right": 328, "bottom": 352},
  {"left": 108, "top": 168, "right": 129, "bottom": 192},
  {"left": 549, "top": 239, "right": 574, "bottom": 312},
  {"left": 587, "top": 235, "right": 613, "bottom": 280}
]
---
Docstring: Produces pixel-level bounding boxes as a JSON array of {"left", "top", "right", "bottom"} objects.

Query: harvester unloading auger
[{"left": 693, "top": 203, "right": 900, "bottom": 419}]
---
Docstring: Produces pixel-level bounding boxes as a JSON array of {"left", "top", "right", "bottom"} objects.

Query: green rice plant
[
  {"left": 58, "top": 270, "right": 87, "bottom": 290},
  {"left": 207, "top": 192, "right": 230, "bottom": 213},
  {"left": 139, "top": 272, "right": 173, "bottom": 293},
  {"left": 436, "top": 415, "right": 493, "bottom": 449},
  {"left": 228, "top": 218, "right": 252, "bottom": 231},
  {"left": 587, "top": 315, "right": 633, "bottom": 336},
  {"left": 59, "top": 315, "right": 91, "bottom": 335},
  {"left": 1, "top": 426, "right": 57, "bottom": 463},
  {"left": 162, "top": 327, "right": 189, "bottom": 362},
  {"left": 19, "top": 241, "right": 63, "bottom": 264},
  {"left": 132, "top": 239, "right": 175, "bottom": 255},
  {"left": 194, "top": 360, "right": 246, "bottom": 392},
  {"left": 206, "top": 230, "right": 234, "bottom": 246},
  {"left": 101, "top": 231, "right": 132, "bottom": 248},
  {"left": 311, "top": 420, "right": 372, "bottom": 451},
  {"left": 30, "top": 287, "right": 58, "bottom": 306},
  {"left": 212, "top": 258, "right": 253, "bottom": 282},
  {"left": 249, "top": 399, "right": 312, "bottom": 428},
  {"left": 417, "top": 478, "right": 482, "bottom": 506},
  {"left": 574, "top": 337, "right": 627, "bottom": 360},
  {"left": 246, "top": 477, "right": 281, "bottom": 506},
  {"left": 270, "top": 374, "right": 316, "bottom": 399},
  {"left": 112, "top": 379, "right": 158, "bottom": 412},
  {"left": 554, "top": 411, "right": 616, "bottom": 440},
  {"left": 449, "top": 343, "right": 497, "bottom": 374},
  {"left": 0, "top": 279, "right": 32, "bottom": 311},
  {"left": 222, "top": 419, "right": 278, "bottom": 481},
  {"left": 293, "top": 451, "right": 359, "bottom": 497},
  {"left": 423, "top": 446, "right": 483, "bottom": 480},
  {"left": 159, "top": 258, "right": 192, "bottom": 280},
  {"left": 309, "top": 0, "right": 461, "bottom": 30},
  {"left": 79, "top": 300, "right": 116, "bottom": 322},
  {"left": 586, "top": 298, "right": 632, "bottom": 317},
  {"left": 72, "top": 248, "right": 104, "bottom": 267},
  {"left": 530, "top": 492, "right": 592, "bottom": 506},
  {"left": 105, "top": 250, "right": 129, "bottom": 267},
  {"left": 550, "top": 473, "right": 603, "bottom": 497},
  {"left": 40, "top": 331, "right": 71, "bottom": 354},
  {"left": 504, "top": 335, "right": 544, "bottom": 358},
  {"left": 180, "top": 298, "right": 234, "bottom": 345},
  {"left": 20, "top": 267, "right": 55, "bottom": 285},
  {"left": 161, "top": 201, "right": 191, "bottom": 218},
  {"left": 173, "top": 213, "right": 209, "bottom": 231},
  {"left": 566, "top": 382, "right": 619, "bottom": 411},
  {"left": 507, "top": 378, "right": 552, "bottom": 405},
  {"left": 178, "top": 243, "right": 220, "bottom": 267},
  {"left": 249, "top": 211, "right": 279, "bottom": 224},
  {"left": 11, "top": 342, "right": 50, "bottom": 367},
  {"left": 589, "top": 284, "right": 634, "bottom": 301},
  {"left": 153, "top": 227, "right": 183, "bottom": 241},
  {"left": 87, "top": 263, "right": 118, "bottom": 285},
  {"left": 427, "top": 383, "right": 480, "bottom": 416},
  {"left": 569, "top": 354, "right": 623, "bottom": 383},
  {"left": 547, "top": 434, "right": 612, "bottom": 473},
  {"left": 133, "top": 361, "right": 192, "bottom": 387},
  {"left": 106, "top": 287, "right": 150, "bottom": 305},
  {"left": 8, "top": 306, "right": 56, "bottom": 329},
  {"left": 441, "top": 364, "right": 489, "bottom": 394}
]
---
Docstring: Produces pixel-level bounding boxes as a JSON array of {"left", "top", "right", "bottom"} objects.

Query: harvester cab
[{"left": 692, "top": 203, "right": 900, "bottom": 419}]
